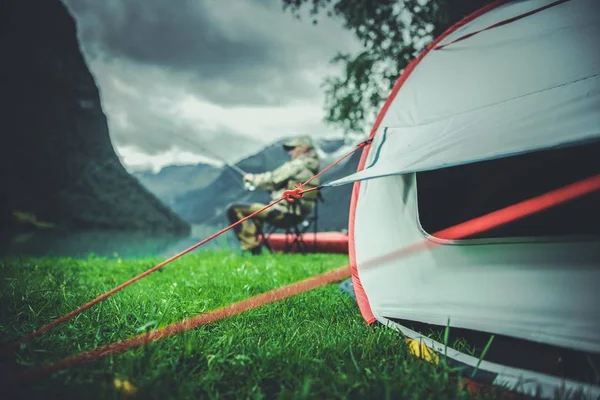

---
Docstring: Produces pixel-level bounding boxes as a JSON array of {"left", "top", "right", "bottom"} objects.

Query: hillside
[
  {"left": 0, "top": 0, "right": 190, "bottom": 238},
  {"left": 132, "top": 163, "right": 222, "bottom": 207}
]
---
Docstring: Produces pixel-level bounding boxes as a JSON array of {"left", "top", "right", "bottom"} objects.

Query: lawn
[{"left": 0, "top": 250, "right": 509, "bottom": 399}]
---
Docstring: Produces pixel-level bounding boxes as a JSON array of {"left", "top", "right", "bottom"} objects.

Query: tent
[{"left": 326, "top": 0, "right": 600, "bottom": 397}]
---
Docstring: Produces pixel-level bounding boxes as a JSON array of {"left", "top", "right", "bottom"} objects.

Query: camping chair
[{"left": 258, "top": 192, "right": 322, "bottom": 254}]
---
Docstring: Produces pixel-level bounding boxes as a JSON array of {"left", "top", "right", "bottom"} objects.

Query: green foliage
[
  {"left": 0, "top": 252, "right": 508, "bottom": 399},
  {"left": 281, "top": 0, "right": 494, "bottom": 134}
]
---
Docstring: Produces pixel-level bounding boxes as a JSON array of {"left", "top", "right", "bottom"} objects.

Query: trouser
[{"left": 226, "top": 203, "right": 304, "bottom": 251}]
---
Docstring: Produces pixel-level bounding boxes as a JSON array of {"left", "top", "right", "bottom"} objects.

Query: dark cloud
[
  {"left": 74, "top": 0, "right": 272, "bottom": 76},
  {"left": 92, "top": 60, "right": 265, "bottom": 162},
  {"left": 58, "top": 0, "right": 358, "bottom": 170},
  {"left": 62, "top": 0, "right": 362, "bottom": 106}
]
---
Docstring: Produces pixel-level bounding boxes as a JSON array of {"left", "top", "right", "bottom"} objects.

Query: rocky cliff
[{"left": 0, "top": 0, "right": 190, "bottom": 237}]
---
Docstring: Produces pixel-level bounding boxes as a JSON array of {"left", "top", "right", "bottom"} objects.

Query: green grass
[{"left": 0, "top": 251, "right": 511, "bottom": 399}]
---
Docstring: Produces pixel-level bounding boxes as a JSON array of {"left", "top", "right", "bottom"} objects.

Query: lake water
[{"left": 0, "top": 225, "right": 239, "bottom": 259}]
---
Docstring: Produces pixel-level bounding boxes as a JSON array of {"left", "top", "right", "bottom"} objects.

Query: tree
[{"left": 281, "top": 0, "right": 494, "bottom": 135}]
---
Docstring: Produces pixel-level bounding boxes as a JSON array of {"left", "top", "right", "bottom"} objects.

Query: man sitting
[{"left": 226, "top": 136, "right": 320, "bottom": 255}]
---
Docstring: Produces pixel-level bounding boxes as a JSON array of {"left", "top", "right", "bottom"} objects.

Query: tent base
[{"left": 380, "top": 317, "right": 600, "bottom": 399}]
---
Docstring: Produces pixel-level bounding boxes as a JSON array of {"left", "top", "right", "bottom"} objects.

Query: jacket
[{"left": 248, "top": 149, "right": 320, "bottom": 216}]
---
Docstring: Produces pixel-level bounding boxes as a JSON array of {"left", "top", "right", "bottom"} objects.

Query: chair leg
[
  {"left": 282, "top": 228, "right": 290, "bottom": 253},
  {"left": 262, "top": 234, "right": 273, "bottom": 252},
  {"left": 292, "top": 225, "right": 308, "bottom": 255},
  {"left": 298, "top": 237, "right": 308, "bottom": 254},
  {"left": 257, "top": 223, "right": 274, "bottom": 253},
  {"left": 261, "top": 212, "right": 318, "bottom": 254}
]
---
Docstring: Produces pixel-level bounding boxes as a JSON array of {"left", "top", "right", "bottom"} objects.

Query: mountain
[
  {"left": 132, "top": 163, "right": 222, "bottom": 207},
  {"left": 0, "top": 0, "right": 189, "bottom": 238},
  {"left": 170, "top": 137, "right": 362, "bottom": 231}
]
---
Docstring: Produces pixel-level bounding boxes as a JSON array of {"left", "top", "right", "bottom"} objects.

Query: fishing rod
[{"left": 195, "top": 144, "right": 256, "bottom": 192}]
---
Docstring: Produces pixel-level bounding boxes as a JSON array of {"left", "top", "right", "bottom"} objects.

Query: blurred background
[{"left": 0, "top": 0, "right": 490, "bottom": 258}]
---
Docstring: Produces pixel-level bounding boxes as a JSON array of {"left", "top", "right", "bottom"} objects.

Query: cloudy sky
[{"left": 60, "top": 0, "right": 366, "bottom": 172}]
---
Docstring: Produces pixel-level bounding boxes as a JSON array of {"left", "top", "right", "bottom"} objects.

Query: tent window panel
[{"left": 416, "top": 140, "right": 600, "bottom": 239}]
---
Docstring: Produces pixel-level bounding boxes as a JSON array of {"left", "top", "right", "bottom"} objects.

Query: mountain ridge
[{"left": 133, "top": 137, "right": 364, "bottom": 231}]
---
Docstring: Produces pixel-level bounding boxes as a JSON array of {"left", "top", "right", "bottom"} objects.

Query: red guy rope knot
[
  {"left": 282, "top": 185, "right": 320, "bottom": 203},
  {"left": 283, "top": 185, "right": 304, "bottom": 203},
  {"left": 359, "top": 138, "right": 373, "bottom": 147}
]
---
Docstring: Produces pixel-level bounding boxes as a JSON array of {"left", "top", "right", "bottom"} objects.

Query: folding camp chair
[{"left": 258, "top": 192, "right": 322, "bottom": 254}]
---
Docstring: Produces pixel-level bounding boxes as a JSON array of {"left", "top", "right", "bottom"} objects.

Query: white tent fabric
[
  {"left": 353, "top": 173, "right": 600, "bottom": 353},
  {"left": 331, "top": 0, "right": 600, "bottom": 395},
  {"left": 325, "top": 0, "right": 600, "bottom": 188}
]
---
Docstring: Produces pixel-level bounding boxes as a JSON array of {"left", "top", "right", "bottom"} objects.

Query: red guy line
[
  {"left": 0, "top": 141, "right": 373, "bottom": 356},
  {"left": 362, "top": 174, "right": 600, "bottom": 271},
  {"left": 4, "top": 173, "right": 599, "bottom": 386},
  {"left": 0, "top": 197, "right": 286, "bottom": 356},
  {"left": 302, "top": 140, "right": 371, "bottom": 187},
  {"left": 1, "top": 267, "right": 351, "bottom": 386}
]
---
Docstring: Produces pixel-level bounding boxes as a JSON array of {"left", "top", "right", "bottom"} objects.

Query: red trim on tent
[
  {"left": 348, "top": 0, "right": 509, "bottom": 325},
  {"left": 434, "top": 0, "right": 572, "bottom": 50}
]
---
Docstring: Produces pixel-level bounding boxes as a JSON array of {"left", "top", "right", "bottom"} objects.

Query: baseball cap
[{"left": 282, "top": 136, "right": 314, "bottom": 150}]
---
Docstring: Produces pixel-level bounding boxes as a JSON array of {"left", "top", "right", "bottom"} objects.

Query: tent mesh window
[{"left": 416, "top": 140, "right": 600, "bottom": 239}]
